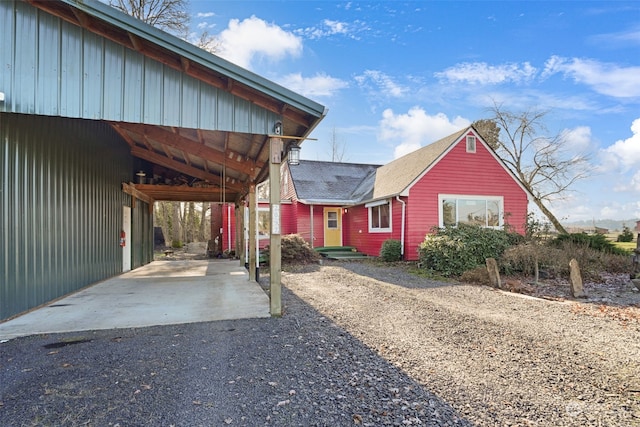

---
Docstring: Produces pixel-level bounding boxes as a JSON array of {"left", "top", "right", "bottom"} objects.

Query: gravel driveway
[{"left": 1, "top": 260, "right": 639, "bottom": 426}]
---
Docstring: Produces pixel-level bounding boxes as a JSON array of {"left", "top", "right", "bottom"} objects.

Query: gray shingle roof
[
  {"left": 289, "top": 127, "right": 483, "bottom": 205},
  {"left": 289, "top": 160, "right": 380, "bottom": 204}
]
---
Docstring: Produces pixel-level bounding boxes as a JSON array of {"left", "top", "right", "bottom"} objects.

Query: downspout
[
  {"left": 396, "top": 196, "right": 406, "bottom": 258},
  {"left": 310, "top": 205, "right": 314, "bottom": 247}
]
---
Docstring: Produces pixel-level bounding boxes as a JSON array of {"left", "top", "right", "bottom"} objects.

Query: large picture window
[
  {"left": 440, "top": 195, "right": 502, "bottom": 228},
  {"left": 367, "top": 200, "right": 391, "bottom": 232}
]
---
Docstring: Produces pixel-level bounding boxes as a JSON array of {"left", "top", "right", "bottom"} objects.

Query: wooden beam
[
  {"left": 133, "top": 183, "right": 236, "bottom": 202},
  {"left": 116, "top": 123, "right": 260, "bottom": 176},
  {"left": 128, "top": 32, "right": 144, "bottom": 52},
  {"left": 129, "top": 146, "right": 243, "bottom": 192},
  {"left": 122, "top": 182, "right": 154, "bottom": 205}
]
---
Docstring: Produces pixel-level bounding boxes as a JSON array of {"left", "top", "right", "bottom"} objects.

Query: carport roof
[{"left": 25, "top": 0, "right": 327, "bottom": 203}]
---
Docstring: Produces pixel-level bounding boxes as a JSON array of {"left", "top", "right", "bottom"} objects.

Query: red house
[{"left": 220, "top": 126, "right": 530, "bottom": 261}]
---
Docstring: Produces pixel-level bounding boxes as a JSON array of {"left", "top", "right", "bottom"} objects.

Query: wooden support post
[
  {"left": 248, "top": 184, "right": 257, "bottom": 282},
  {"left": 269, "top": 137, "right": 282, "bottom": 316}
]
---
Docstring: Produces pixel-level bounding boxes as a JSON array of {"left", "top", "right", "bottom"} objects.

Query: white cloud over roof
[
  {"left": 216, "top": 16, "right": 302, "bottom": 69},
  {"left": 278, "top": 73, "right": 349, "bottom": 98},
  {"left": 377, "top": 107, "right": 470, "bottom": 159}
]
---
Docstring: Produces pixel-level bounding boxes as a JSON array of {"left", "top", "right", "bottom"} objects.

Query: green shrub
[
  {"left": 417, "top": 224, "right": 523, "bottom": 276},
  {"left": 617, "top": 226, "right": 634, "bottom": 243},
  {"left": 171, "top": 240, "right": 183, "bottom": 249},
  {"left": 551, "top": 233, "right": 628, "bottom": 255},
  {"left": 262, "top": 234, "right": 320, "bottom": 265},
  {"left": 379, "top": 239, "right": 402, "bottom": 262}
]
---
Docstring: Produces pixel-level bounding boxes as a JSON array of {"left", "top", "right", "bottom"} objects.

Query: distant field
[
  {"left": 605, "top": 233, "right": 638, "bottom": 252},
  {"left": 615, "top": 242, "right": 637, "bottom": 252}
]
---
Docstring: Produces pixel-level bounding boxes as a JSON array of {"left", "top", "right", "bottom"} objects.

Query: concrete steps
[{"left": 315, "top": 246, "right": 369, "bottom": 260}]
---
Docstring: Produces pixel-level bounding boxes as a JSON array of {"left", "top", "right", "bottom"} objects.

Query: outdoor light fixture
[
  {"left": 273, "top": 121, "right": 282, "bottom": 136},
  {"left": 288, "top": 144, "right": 301, "bottom": 166},
  {"left": 136, "top": 170, "right": 146, "bottom": 184}
]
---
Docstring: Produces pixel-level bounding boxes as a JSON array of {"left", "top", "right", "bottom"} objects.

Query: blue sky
[{"left": 188, "top": 1, "right": 640, "bottom": 223}]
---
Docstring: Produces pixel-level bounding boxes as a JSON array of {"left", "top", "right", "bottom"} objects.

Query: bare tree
[
  {"left": 488, "top": 103, "right": 590, "bottom": 234},
  {"left": 109, "top": 0, "right": 221, "bottom": 53},
  {"left": 194, "top": 30, "right": 219, "bottom": 53},
  {"left": 109, "top": 0, "right": 190, "bottom": 37},
  {"left": 328, "top": 126, "right": 347, "bottom": 162}
]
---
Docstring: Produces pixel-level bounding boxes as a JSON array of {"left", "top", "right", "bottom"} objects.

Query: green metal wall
[{"left": 0, "top": 112, "right": 152, "bottom": 321}]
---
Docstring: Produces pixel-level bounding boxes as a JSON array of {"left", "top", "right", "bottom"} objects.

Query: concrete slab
[{"left": 0, "top": 259, "right": 270, "bottom": 341}]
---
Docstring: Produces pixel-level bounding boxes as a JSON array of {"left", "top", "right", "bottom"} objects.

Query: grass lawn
[{"left": 606, "top": 232, "right": 638, "bottom": 252}]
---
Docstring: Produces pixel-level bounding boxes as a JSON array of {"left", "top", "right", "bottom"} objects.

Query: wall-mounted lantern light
[{"left": 288, "top": 144, "right": 301, "bottom": 166}]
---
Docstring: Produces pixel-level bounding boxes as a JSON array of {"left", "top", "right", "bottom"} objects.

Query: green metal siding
[
  {"left": 0, "top": 0, "right": 284, "bottom": 134},
  {"left": 0, "top": 113, "right": 151, "bottom": 321}
]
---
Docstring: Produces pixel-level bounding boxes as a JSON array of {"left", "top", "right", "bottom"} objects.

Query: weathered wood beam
[
  {"left": 122, "top": 182, "right": 155, "bottom": 205},
  {"left": 129, "top": 146, "right": 243, "bottom": 192},
  {"left": 117, "top": 123, "right": 259, "bottom": 176}
]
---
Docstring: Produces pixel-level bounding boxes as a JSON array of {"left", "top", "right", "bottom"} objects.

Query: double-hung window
[
  {"left": 439, "top": 195, "right": 502, "bottom": 228},
  {"left": 366, "top": 199, "right": 391, "bottom": 232}
]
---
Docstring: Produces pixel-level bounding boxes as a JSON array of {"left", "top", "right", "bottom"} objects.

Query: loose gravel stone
[
  {"left": 1, "top": 260, "right": 638, "bottom": 426},
  {"left": 283, "top": 261, "right": 640, "bottom": 426}
]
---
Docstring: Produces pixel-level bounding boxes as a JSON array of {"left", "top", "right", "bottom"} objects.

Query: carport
[
  {"left": 0, "top": 259, "right": 270, "bottom": 341},
  {"left": 0, "top": 0, "right": 326, "bottom": 322}
]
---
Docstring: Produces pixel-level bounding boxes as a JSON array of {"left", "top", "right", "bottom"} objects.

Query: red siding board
[
  {"left": 403, "top": 136, "right": 528, "bottom": 260},
  {"left": 219, "top": 132, "right": 527, "bottom": 262}
]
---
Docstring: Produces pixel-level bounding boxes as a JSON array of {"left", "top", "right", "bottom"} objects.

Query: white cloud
[
  {"left": 435, "top": 62, "right": 537, "bottom": 85},
  {"left": 559, "top": 126, "right": 593, "bottom": 152},
  {"left": 378, "top": 107, "right": 470, "bottom": 159},
  {"left": 354, "top": 70, "right": 408, "bottom": 98},
  {"left": 589, "top": 26, "right": 640, "bottom": 48},
  {"left": 278, "top": 73, "right": 348, "bottom": 98},
  {"left": 216, "top": 16, "right": 302, "bottom": 69},
  {"left": 600, "top": 200, "right": 640, "bottom": 220},
  {"left": 601, "top": 118, "right": 640, "bottom": 170},
  {"left": 196, "top": 12, "right": 215, "bottom": 18},
  {"left": 295, "top": 18, "right": 367, "bottom": 40},
  {"left": 542, "top": 56, "right": 640, "bottom": 98},
  {"left": 630, "top": 170, "right": 640, "bottom": 192}
]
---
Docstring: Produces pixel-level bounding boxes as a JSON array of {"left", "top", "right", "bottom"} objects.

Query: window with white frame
[
  {"left": 466, "top": 135, "right": 476, "bottom": 153},
  {"left": 257, "top": 207, "right": 270, "bottom": 239},
  {"left": 440, "top": 195, "right": 502, "bottom": 228},
  {"left": 366, "top": 200, "right": 391, "bottom": 232}
]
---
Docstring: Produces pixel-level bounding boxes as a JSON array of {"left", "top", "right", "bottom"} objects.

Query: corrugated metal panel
[
  {"left": 0, "top": 0, "right": 281, "bottom": 134},
  {"left": 0, "top": 112, "right": 152, "bottom": 321}
]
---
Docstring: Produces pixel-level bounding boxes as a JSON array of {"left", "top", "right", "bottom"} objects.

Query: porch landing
[{"left": 315, "top": 246, "right": 370, "bottom": 260}]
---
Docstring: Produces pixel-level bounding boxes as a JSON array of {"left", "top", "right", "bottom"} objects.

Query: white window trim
[
  {"left": 365, "top": 199, "right": 389, "bottom": 208},
  {"left": 438, "top": 194, "right": 503, "bottom": 229},
  {"left": 258, "top": 207, "right": 270, "bottom": 240},
  {"left": 368, "top": 199, "right": 392, "bottom": 233},
  {"left": 466, "top": 135, "right": 476, "bottom": 153}
]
